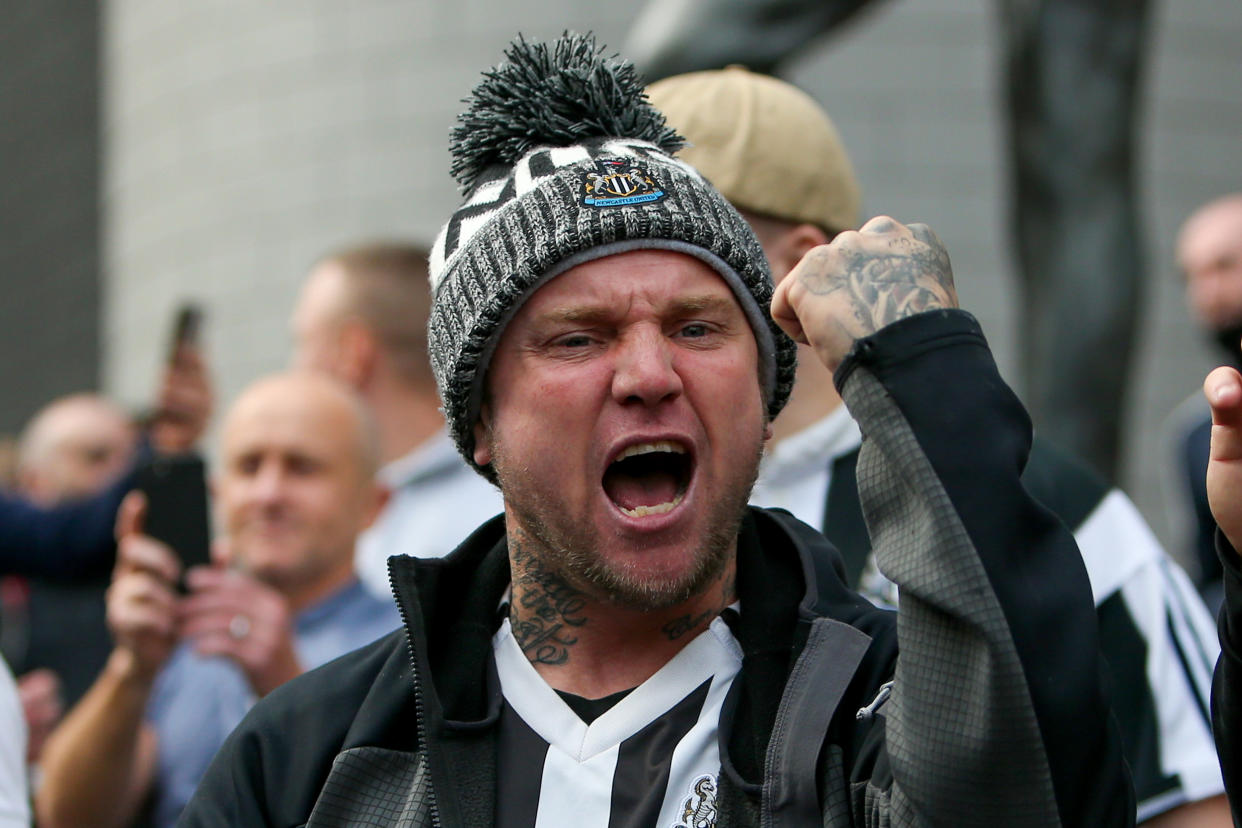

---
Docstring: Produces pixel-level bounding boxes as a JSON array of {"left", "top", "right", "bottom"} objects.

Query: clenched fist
[{"left": 770, "top": 215, "right": 959, "bottom": 372}]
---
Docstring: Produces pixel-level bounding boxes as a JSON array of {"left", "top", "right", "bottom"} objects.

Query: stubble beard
[{"left": 492, "top": 425, "right": 766, "bottom": 612}]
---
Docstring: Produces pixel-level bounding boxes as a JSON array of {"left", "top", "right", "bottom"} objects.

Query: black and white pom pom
[{"left": 449, "top": 32, "right": 684, "bottom": 193}]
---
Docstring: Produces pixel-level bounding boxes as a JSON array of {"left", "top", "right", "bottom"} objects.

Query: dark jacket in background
[{"left": 0, "top": 469, "right": 132, "bottom": 580}]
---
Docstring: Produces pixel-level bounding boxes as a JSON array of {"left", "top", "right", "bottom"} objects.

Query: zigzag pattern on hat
[{"left": 429, "top": 137, "right": 703, "bottom": 294}]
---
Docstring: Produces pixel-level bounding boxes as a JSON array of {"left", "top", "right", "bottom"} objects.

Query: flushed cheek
[{"left": 507, "top": 397, "right": 598, "bottom": 460}]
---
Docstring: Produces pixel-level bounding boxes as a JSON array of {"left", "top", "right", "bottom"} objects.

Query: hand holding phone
[
  {"left": 179, "top": 562, "right": 303, "bottom": 696},
  {"left": 108, "top": 493, "right": 184, "bottom": 677}
]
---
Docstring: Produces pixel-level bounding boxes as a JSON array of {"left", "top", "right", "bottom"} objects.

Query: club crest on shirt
[
  {"left": 582, "top": 159, "right": 665, "bottom": 207},
  {"left": 673, "top": 774, "right": 718, "bottom": 828}
]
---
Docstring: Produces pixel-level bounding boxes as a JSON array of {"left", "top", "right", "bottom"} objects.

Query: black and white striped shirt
[{"left": 492, "top": 616, "right": 740, "bottom": 828}]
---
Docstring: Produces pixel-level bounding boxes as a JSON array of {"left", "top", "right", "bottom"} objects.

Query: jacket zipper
[
  {"left": 855, "top": 680, "right": 892, "bottom": 721},
  {"left": 390, "top": 564, "right": 441, "bottom": 827}
]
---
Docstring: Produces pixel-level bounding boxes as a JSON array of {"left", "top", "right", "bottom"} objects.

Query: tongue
[{"left": 603, "top": 469, "right": 680, "bottom": 511}]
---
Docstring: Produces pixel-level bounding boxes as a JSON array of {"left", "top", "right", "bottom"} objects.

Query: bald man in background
[
  {"left": 291, "top": 242, "right": 502, "bottom": 597},
  {"left": 17, "top": 394, "right": 137, "bottom": 504}
]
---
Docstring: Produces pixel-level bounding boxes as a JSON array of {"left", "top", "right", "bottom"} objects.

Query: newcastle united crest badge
[
  {"left": 583, "top": 159, "right": 666, "bottom": 208},
  {"left": 673, "top": 774, "right": 718, "bottom": 828}
]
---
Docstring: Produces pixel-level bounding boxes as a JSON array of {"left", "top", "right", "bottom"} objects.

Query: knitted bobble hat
[{"left": 428, "top": 32, "right": 798, "bottom": 480}]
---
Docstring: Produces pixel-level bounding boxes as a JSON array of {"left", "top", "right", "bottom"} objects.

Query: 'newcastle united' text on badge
[{"left": 583, "top": 159, "right": 666, "bottom": 207}]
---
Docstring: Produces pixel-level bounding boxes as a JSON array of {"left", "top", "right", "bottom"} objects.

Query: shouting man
[{"left": 182, "top": 34, "right": 1134, "bottom": 827}]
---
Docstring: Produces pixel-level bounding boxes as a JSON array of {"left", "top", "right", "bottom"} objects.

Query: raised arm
[
  {"left": 0, "top": 472, "right": 131, "bottom": 579},
  {"left": 36, "top": 495, "right": 179, "bottom": 828},
  {"left": 773, "top": 216, "right": 1134, "bottom": 826}
]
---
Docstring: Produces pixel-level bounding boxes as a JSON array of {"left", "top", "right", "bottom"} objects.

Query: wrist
[{"left": 105, "top": 647, "right": 162, "bottom": 688}]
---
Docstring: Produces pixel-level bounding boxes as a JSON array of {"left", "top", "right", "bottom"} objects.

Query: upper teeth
[{"left": 614, "top": 441, "right": 686, "bottom": 463}]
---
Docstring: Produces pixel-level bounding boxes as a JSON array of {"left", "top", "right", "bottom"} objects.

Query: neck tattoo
[
  {"left": 661, "top": 569, "right": 737, "bottom": 641},
  {"left": 508, "top": 532, "right": 588, "bottom": 666}
]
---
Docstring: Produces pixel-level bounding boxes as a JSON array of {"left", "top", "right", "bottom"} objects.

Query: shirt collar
[
  {"left": 378, "top": 428, "right": 465, "bottom": 488},
  {"left": 295, "top": 578, "right": 369, "bottom": 634},
  {"left": 759, "top": 405, "right": 862, "bottom": 483}
]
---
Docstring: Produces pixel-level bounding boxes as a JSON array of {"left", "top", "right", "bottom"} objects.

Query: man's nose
[
  {"left": 1190, "top": 273, "right": 1231, "bottom": 328},
  {"left": 248, "top": 462, "right": 286, "bottom": 502},
  {"left": 611, "top": 328, "right": 684, "bottom": 406}
]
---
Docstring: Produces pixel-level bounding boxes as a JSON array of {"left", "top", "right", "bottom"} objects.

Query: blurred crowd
[
  {"left": 1, "top": 30, "right": 1241, "bottom": 828},
  {"left": 0, "top": 241, "right": 504, "bottom": 827}
]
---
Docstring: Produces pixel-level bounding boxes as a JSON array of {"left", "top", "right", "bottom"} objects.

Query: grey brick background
[
  {"left": 0, "top": 3, "right": 101, "bottom": 432},
  {"left": 17, "top": 0, "right": 1230, "bottom": 561}
]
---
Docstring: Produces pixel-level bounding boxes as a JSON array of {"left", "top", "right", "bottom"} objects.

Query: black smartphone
[{"left": 132, "top": 454, "right": 212, "bottom": 590}]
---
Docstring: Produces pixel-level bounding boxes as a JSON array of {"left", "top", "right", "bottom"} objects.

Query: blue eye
[{"left": 680, "top": 323, "right": 710, "bottom": 338}]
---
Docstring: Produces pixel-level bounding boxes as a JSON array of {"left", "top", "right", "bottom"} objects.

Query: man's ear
[
  {"left": 337, "top": 321, "right": 379, "bottom": 388},
  {"left": 358, "top": 483, "right": 391, "bottom": 533},
  {"left": 17, "top": 469, "right": 44, "bottom": 503},
  {"left": 770, "top": 223, "right": 832, "bottom": 282},
  {"left": 472, "top": 406, "right": 493, "bottom": 467}
]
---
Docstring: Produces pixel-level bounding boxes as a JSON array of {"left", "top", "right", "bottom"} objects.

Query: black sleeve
[
  {"left": 836, "top": 309, "right": 1134, "bottom": 827},
  {"left": 0, "top": 468, "right": 133, "bottom": 579}
]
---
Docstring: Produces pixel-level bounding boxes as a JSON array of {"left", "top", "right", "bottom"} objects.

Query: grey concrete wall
[
  {"left": 0, "top": 3, "right": 101, "bottom": 432},
  {"left": 101, "top": 0, "right": 1242, "bottom": 562},
  {"left": 101, "top": 1, "right": 638, "bottom": 419}
]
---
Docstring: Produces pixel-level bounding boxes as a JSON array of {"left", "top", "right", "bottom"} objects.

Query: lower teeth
[{"left": 620, "top": 494, "right": 683, "bottom": 518}]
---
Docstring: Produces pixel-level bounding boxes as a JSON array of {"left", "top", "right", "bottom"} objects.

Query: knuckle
[{"left": 827, "top": 230, "right": 858, "bottom": 249}]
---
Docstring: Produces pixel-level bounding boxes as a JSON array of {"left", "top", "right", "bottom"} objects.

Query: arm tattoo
[{"left": 508, "top": 533, "right": 587, "bottom": 666}]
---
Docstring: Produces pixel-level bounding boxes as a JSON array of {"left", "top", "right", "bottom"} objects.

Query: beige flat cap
[{"left": 646, "top": 66, "right": 861, "bottom": 234}]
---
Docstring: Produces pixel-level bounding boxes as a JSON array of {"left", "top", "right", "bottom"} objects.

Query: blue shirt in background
[{"left": 144, "top": 578, "right": 399, "bottom": 828}]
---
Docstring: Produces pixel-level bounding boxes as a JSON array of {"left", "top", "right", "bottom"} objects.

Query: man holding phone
[
  {"left": 34, "top": 372, "right": 399, "bottom": 828},
  {"left": 0, "top": 320, "right": 209, "bottom": 580}
]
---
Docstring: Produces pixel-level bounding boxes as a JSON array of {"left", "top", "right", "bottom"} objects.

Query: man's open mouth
[{"left": 602, "top": 440, "right": 693, "bottom": 518}]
